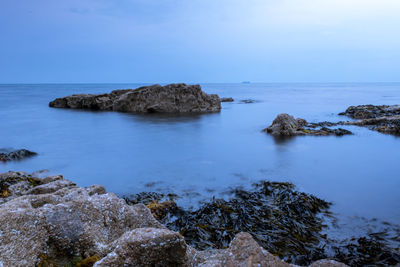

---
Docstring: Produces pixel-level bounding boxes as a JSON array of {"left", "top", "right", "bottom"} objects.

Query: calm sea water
[{"left": 1, "top": 83, "right": 399, "bottom": 225}]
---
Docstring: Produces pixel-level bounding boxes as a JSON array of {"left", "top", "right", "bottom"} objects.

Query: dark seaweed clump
[
  {"left": 325, "top": 236, "right": 400, "bottom": 266},
  {"left": 124, "top": 181, "right": 400, "bottom": 266}
]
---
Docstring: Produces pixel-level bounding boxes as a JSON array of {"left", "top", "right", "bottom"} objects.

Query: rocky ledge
[
  {"left": 49, "top": 83, "right": 221, "bottom": 114},
  {"left": 263, "top": 114, "right": 352, "bottom": 137},
  {"left": 339, "top": 105, "right": 400, "bottom": 135},
  {"left": 0, "top": 149, "right": 37, "bottom": 162},
  {"left": 0, "top": 171, "right": 347, "bottom": 267}
]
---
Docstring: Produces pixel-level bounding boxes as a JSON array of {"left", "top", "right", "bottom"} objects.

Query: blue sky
[{"left": 1, "top": 0, "right": 400, "bottom": 83}]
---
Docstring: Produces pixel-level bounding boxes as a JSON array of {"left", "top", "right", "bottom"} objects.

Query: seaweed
[{"left": 124, "top": 181, "right": 400, "bottom": 266}]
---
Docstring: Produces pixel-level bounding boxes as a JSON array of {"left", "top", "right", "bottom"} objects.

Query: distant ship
[{"left": 241, "top": 81, "right": 251, "bottom": 84}]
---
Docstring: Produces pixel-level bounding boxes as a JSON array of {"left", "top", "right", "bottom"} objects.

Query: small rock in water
[
  {"left": 263, "top": 113, "right": 352, "bottom": 137},
  {"left": 0, "top": 149, "right": 37, "bottom": 162},
  {"left": 220, "top": 97, "right": 234, "bottom": 102},
  {"left": 239, "top": 99, "right": 258, "bottom": 104}
]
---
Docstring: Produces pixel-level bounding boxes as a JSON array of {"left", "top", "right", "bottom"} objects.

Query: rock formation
[
  {"left": 339, "top": 104, "right": 400, "bottom": 119},
  {"left": 263, "top": 114, "right": 352, "bottom": 137},
  {"left": 0, "top": 149, "right": 37, "bottom": 162},
  {"left": 49, "top": 83, "right": 221, "bottom": 114},
  {"left": 0, "top": 171, "right": 347, "bottom": 267},
  {"left": 339, "top": 105, "right": 400, "bottom": 135}
]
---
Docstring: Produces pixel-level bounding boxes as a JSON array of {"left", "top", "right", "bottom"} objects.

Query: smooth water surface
[{"left": 1, "top": 83, "right": 399, "bottom": 224}]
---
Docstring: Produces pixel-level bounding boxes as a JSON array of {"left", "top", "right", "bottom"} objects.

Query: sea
[{"left": 1, "top": 83, "right": 399, "bottom": 228}]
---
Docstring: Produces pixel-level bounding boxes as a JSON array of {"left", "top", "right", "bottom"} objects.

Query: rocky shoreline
[
  {"left": 1, "top": 171, "right": 399, "bottom": 266},
  {"left": 0, "top": 171, "right": 351, "bottom": 267}
]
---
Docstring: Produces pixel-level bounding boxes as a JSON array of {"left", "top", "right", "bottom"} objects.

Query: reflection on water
[{"left": 0, "top": 83, "right": 400, "bottom": 226}]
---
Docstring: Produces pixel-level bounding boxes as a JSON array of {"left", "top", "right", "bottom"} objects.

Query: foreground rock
[
  {"left": 0, "top": 171, "right": 348, "bottom": 267},
  {"left": 0, "top": 149, "right": 37, "bottom": 162},
  {"left": 339, "top": 105, "right": 400, "bottom": 135},
  {"left": 49, "top": 83, "right": 221, "bottom": 114},
  {"left": 263, "top": 114, "right": 352, "bottom": 137}
]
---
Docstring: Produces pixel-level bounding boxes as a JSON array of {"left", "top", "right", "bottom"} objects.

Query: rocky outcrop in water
[
  {"left": 0, "top": 171, "right": 349, "bottom": 267},
  {"left": 220, "top": 97, "right": 234, "bottom": 102},
  {"left": 49, "top": 83, "right": 221, "bottom": 114},
  {"left": 339, "top": 105, "right": 400, "bottom": 135},
  {"left": 339, "top": 104, "right": 400, "bottom": 119},
  {"left": 263, "top": 114, "right": 352, "bottom": 137},
  {"left": 0, "top": 149, "right": 37, "bottom": 162}
]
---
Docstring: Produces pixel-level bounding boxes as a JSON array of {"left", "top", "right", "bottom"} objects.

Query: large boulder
[
  {"left": 49, "top": 83, "right": 221, "bottom": 114},
  {"left": 94, "top": 228, "right": 188, "bottom": 267}
]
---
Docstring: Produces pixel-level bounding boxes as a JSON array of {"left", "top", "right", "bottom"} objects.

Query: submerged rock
[
  {"left": 0, "top": 149, "right": 37, "bottom": 162},
  {"left": 239, "top": 99, "right": 258, "bottom": 104},
  {"left": 263, "top": 114, "right": 352, "bottom": 137},
  {"left": 220, "top": 97, "right": 234, "bottom": 102},
  {"left": 339, "top": 105, "right": 400, "bottom": 135},
  {"left": 49, "top": 83, "right": 221, "bottom": 114}
]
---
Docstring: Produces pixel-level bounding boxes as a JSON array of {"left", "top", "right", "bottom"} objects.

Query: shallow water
[{"left": 1, "top": 83, "right": 399, "bottom": 224}]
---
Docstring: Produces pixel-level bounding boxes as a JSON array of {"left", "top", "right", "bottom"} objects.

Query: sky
[{"left": 1, "top": 0, "right": 400, "bottom": 83}]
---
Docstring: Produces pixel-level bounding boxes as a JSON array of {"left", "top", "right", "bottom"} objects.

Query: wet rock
[
  {"left": 0, "top": 149, "right": 37, "bottom": 162},
  {"left": 94, "top": 228, "right": 188, "bottom": 267},
  {"left": 263, "top": 114, "right": 352, "bottom": 137},
  {"left": 342, "top": 116, "right": 400, "bottom": 135},
  {"left": 220, "top": 97, "right": 234, "bottom": 102},
  {"left": 339, "top": 104, "right": 400, "bottom": 119},
  {"left": 339, "top": 105, "right": 400, "bottom": 135},
  {"left": 49, "top": 83, "right": 221, "bottom": 114}
]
